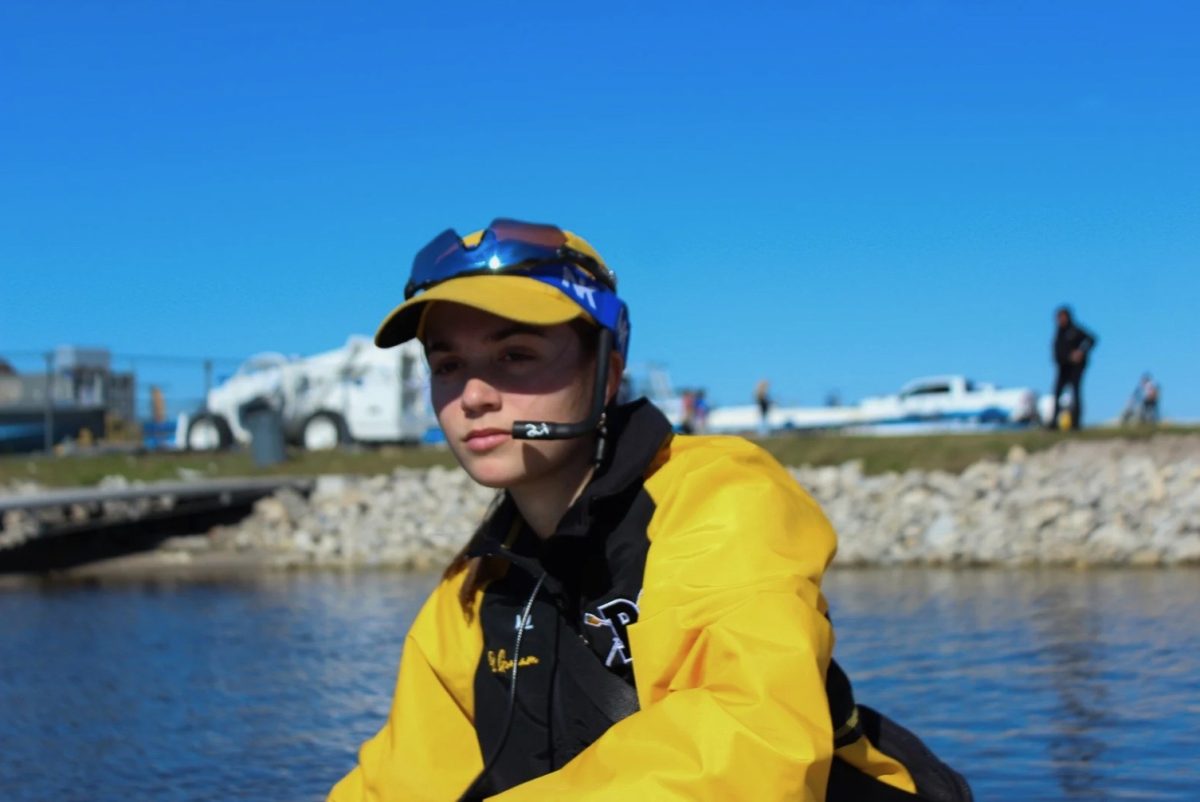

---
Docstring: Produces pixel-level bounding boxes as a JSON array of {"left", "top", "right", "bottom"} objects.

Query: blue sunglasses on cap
[{"left": 405, "top": 218, "right": 618, "bottom": 300}]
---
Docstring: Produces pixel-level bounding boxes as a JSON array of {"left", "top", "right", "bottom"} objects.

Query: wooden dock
[
  {"left": 0, "top": 477, "right": 312, "bottom": 515},
  {"left": 0, "top": 477, "right": 313, "bottom": 573}
]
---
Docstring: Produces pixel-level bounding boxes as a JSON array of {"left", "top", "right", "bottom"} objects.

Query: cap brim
[{"left": 375, "top": 275, "right": 588, "bottom": 348}]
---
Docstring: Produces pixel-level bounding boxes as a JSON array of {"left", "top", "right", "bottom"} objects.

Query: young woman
[{"left": 328, "top": 219, "right": 971, "bottom": 802}]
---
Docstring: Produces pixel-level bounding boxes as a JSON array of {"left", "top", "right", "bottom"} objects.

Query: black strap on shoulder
[
  {"left": 549, "top": 613, "right": 640, "bottom": 767},
  {"left": 827, "top": 659, "right": 863, "bottom": 749},
  {"left": 853, "top": 704, "right": 974, "bottom": 802},
  {"left": 826, "top": 660, "right": 973, "bottom": 802}
]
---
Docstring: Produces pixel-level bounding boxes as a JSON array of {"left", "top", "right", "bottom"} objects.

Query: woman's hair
[
  {"left": 443, "top": 315, "right": 603, "bottom": 615},
  {"left": 443, "top": 492, "right": 511, "bottom": 619}
]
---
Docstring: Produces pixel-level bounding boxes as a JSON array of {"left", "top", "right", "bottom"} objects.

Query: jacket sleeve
[
  {"left": 328, "top": 570, "right": 484, "bottom": 802},
  {"left": 491, "top": 439, "right": 838, "bottom": 801},
  {"left": 1079, "top": 326, "right": 1097, "bottom": 354}
]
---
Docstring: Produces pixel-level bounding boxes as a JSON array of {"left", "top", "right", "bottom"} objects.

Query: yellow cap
[{"left": 374, "top": 274, "right": 593, "bottom": 347}]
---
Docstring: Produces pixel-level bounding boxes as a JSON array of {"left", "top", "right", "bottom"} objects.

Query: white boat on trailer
[{"left": 647, "top": 374, "right": 1045, "bottom": 436}]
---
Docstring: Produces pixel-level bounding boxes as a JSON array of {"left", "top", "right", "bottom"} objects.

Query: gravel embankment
[{"left": 3, "top": 435, "right": 1198, "bottom": 569}]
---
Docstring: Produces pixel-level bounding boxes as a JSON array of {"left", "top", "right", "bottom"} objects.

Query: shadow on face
[{"left": 422, "top": 302, "right": 593, "bottom": 405}]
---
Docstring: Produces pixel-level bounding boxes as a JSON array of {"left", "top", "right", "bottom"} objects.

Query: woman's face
[{"left": 422, "top": 302, "right": 597, "bottom": 490}]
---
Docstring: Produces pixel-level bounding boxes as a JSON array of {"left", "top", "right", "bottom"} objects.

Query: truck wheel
[
  {"left": 302, "top": 412, "right": 347, "bottom": 451},
  {"left": 186, "top": 414, "right": 233, "bottom": 451}
]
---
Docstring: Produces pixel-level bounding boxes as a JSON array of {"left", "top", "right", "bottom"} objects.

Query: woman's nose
[{"left": 460, "top": 375, "right": 501, "bottom": 415}]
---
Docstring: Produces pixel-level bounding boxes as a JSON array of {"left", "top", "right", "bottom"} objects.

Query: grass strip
[{"left": 2, "top": 425, "right": 1195, "bottom": 488}]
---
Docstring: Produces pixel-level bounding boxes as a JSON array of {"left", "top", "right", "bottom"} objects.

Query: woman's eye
[
  {"left": 500, "top": 350, "right": 536, "bottom": 363},
  {"left": 431, "top": 359, "right": 460, "bottom": 376}
]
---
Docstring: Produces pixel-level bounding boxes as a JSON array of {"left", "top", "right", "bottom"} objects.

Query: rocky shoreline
[{"left": 3, "top": 435, "right": 1198, "bottom": 576}]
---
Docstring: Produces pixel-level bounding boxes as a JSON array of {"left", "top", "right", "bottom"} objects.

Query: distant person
[
  {"left": 693, "top": 388, "right": 710, "bottom": 433},
  {"left": 679, "top": 388, "right": 696, "bottom": 434},
  {"left": 1121, "top": 373, "right": 1161, "bottom": 427},
  {"left": 754, "top": 378, "right": 771, "bottom": 436},
  {"left": 1138, "top": 373, "right": 1160, "bottom": 424},
  {"left": 1050, "top": 305, "right": 1097, "bottom": 430}
]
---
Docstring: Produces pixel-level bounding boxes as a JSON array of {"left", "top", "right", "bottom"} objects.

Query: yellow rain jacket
[{"left": 329, "top": 401, "right": 968, "bottom": 801}]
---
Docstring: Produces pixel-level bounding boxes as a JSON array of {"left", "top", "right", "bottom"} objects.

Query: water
[
  {"left": 1, "top": 568, "right": 1197, "bottom": 801},
  {"left": 824, "top": 569, "right": 1200, "bottom": 801}
]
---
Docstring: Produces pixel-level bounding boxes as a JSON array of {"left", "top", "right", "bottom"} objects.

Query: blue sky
[{"left": 3, "top": 1, "right": 1197, "bottom": 421}]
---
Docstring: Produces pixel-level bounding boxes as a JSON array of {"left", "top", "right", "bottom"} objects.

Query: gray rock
[{"left": 113, "top": 433, "right": 1192, "bottom": 569}]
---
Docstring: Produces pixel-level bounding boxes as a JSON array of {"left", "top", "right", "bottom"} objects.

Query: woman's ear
[{"left": 605, "top": 352, "right": 625, "bottom": 405}]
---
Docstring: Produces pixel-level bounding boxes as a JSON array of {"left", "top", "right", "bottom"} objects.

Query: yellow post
[{"left": 151, "top": 386, "right": 166, "bottom": 423}]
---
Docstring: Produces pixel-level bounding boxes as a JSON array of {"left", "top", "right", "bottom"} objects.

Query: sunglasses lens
[
  {"left": 490, "top": 219, "right": 567, "bottom": 251},
  {"left": 408, "top": 229, "right": 470, "bottom": 297}
]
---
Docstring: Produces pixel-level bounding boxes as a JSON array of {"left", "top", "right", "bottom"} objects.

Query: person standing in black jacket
[{"left": 1051, "top": 305, "right": 1098, "bottom": 430}]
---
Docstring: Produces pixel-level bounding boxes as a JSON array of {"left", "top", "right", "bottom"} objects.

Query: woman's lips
[{"left": 465, "top": 429, "right": 510, "bottom": 453}]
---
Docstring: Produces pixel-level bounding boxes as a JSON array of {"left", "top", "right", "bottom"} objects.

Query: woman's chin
[
  {"left": 451, "top": 439, "right": 586, "bottom": 491},
  {"left": 458, "top": 456, "right": 522, "bottom": 490},
  {"left": 469, "top": 473, "right": 515, "bottom": 490}
]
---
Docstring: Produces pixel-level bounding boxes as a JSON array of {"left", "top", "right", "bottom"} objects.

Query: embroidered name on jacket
[
  {"left": 583, "top": 593, "right": 641, "bottom": 667},
  {"left": 487, "top": 649, "right": 540, "bottom": 674}
]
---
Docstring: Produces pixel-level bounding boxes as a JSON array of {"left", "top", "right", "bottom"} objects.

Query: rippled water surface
[{"left": 1, "top": 568, "right": 1197, "bottom": 801}]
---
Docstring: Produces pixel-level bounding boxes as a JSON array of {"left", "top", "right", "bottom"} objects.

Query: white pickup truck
[{"left": 856, "top": 375, "right": 1043, "bottom": 430}]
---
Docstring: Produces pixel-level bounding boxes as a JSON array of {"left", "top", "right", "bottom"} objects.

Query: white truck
[
  {"left": 854, "top": 375, "right": 1043, "bottom": 431},
  {"left": 176, "top": 336, "right": 435, "bottom": 451}
]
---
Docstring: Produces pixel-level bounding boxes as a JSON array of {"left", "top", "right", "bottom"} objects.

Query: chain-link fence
[{"left": 0, "top": 348, "right": 243, "bottom": 453}]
